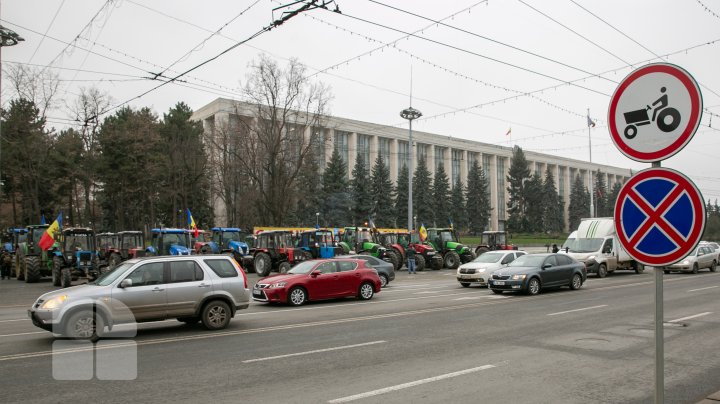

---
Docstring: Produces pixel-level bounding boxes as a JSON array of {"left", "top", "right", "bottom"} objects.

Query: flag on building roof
[
  {"left": 587, "top": 114, "right": 596, "bottom": 128},
  {"left": 38, "top": 213, "right": 62, "bottom": 251},
  {"left": 187, "top": 208, "right": 199, "bottom": 238},
  {"left": 419, "top": 223, "right": 428, "bottom": 241},
  {"left": 505, "top": 127, "right": 512, "bottom": 136}
]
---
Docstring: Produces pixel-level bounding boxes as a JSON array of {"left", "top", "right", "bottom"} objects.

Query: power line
[
  {"left": 26, "top": 0, "right": 66, "bottom": 64},
  {"left": 696, "top": 0, "right": 720, "bottom": 20}
]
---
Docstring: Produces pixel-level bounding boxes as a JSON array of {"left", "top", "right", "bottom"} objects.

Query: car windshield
[
  {"left": 472, "top": 252, "right": 505, "bottom": 263},
  {"left": 564, "top": 238, "right": 603, "bottom": 253},
  {"left": 92, "top": 262, "right": 133, "bottom": 286},
  {"left": 508, "top": 255, "right": 546, "bottom": 267},
  {"left": 287, "top": 260, "right": 319, "bottom": 274}
]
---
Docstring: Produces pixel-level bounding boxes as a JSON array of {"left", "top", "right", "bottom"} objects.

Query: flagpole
[{"left": 588, "top": 108, "right": 594, "bottom": 218}]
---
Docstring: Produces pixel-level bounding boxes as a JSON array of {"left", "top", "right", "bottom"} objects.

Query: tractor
[
  {"left": 105, "top": 231, "right": 146, "bottom": 268},
  {"left": 474, "top": 230, "right": 517, "bottom": 256},
  {"left": 397, "top": 231, "right": 444, "bottom": 271},
  {"left": 251, "top": 230, "right": 306, "bottom": 277},
  {"left": 96, "top": 232, "right": 119, "bottom": 268},
  {"left": 199, "top": 227, "right": 253, "bottom": 268},
  {"left": 425, "top": 227, "right": 476, "bottom": 269},
  {"left": 296, "top": 228, "right": 343, "bottom": 259},
  {"left": 373, "top": 232, "right": 407, "bottom": 271},
  {"left": 15, "top": 224, "right": 54, "bottom": 282},
  {"left": 4, "top": 228, "right": 27, "bottom": 278},
  {"left": 338, "top": 227, "right": 399, "bottom": 269},
  {"left": 146, "top": 228, "right": 192, "bottom": 256},
  {"left": 51, "top": 227, "right": 101, "bottom": 288}
]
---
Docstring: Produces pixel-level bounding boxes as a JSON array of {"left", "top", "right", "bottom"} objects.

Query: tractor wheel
[
  {"left": 25, "top": 256, "right": 41, "bottom": 283},
  {"left": 200, "top": 245, "right": 212, "bottom": 255},
  {"left": 444, "top": 251, "right": 461, "bottom": 270},
  {"left": 279, "top": 262, "right": 291, "bottom": 274},
  {"left": 385, "top": 251, "right": 399, "bottom": 271},
  {"left": 475, "top": 246, "right": 489, "bottom": 257},
  {"left": 430, "top": 257, "right": 443, "bottom": 271},
  {"left": 254, "top": 253, "right": 272, "bottom": 277},
  {"left": 391, "top": 251, "right": 402, "bottom": 271},
  {"left": 415, "top": 254, "right": 426, "bottom": 271},
  {"left": 52, "top": 256, "right": 63, "bottom": 287},
  {"left": 15, "top": 254, "right": 25, "bottom": 281},
  {"left": 61, "top": 268, "right": 72, "bottom": 288},
  {"left": 108, "top": 253, "right": 122, "bottom": 269}
]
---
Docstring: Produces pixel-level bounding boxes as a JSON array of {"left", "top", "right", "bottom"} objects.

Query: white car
[
  {"left": 662, "top": 245, "right": 718, "bottom": 274},
  {"left": 457, "top": 250, "right": 526, "bottom": 287}
]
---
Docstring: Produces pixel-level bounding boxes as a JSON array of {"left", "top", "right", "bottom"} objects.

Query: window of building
[
  {"left": 451, "top": 149, "right": 462, "bottom": 185},
  {"left": 467, "top": 152, "right": 477, "bottom": 172},
  {"left": 497, "top": 157, "right": 506, "bottom": 220},
  {"left": 397, "top": 140, "right": 409, "bottom": 178},
  {"left": 334, "top": 130, "right": 350, "bottom": 169},
  {"left": 558, "top": 166, "right": 565, "bottom": 197},
  {"left": 417, "top": 143, "right": 428, "bottom": 164},
  {"left": 435, "top": 146, "right": 445, "bottom": 172},
  {"left": 483, "top": 154, "right": 491, "bottom": 192},
  {"left": 357, "top": 134, "right": 370, "bottom": 167},
  {"left": 379, "top": 138, "right": 390, "bottom": 168},
  {"left": 312, "top": 127, "right": 326, "bottom": 170}
]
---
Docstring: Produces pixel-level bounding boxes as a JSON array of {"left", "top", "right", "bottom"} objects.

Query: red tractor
[
  {"left": 106, "top": 231, "right": 146, "bottom": 268},
  {"left": 374, "top": 231, "right": 408, "bottom": 271},
  {"left": 251, "top": 230, "right": 307, "bottom": 277},
  {"left": 474, "top": 231, "right": 517, "bottom": 256},
  {"left": 96, "top": 232, "right": 119, "bottom": 268},
  {"left": 397, "top": 231, "right": 444, "bottom": 271}
]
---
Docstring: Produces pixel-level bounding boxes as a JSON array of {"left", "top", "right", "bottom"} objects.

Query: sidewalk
[{"left": 697, "top": 390, "right": 720, "bottom": 403}]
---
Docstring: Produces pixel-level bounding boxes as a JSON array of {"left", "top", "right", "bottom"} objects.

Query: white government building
[{"left": 192, "top": 98, "right": 632, "bottom": 231}]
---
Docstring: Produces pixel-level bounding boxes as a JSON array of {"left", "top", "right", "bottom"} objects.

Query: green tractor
[
  {"left": 52, "top": 227, "right": 101, "bottom": 287},
  {"left": 425, "top": 227, "right": 476, "bottom": 269},
  {"left": 339, "top": 227, "right": 399, "bottom": 269},
  {"left": 15, "top": 224, "right": 54, "bottom": 282}
]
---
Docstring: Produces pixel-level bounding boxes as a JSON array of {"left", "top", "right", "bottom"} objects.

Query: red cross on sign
[{"left": 614, "top": 167, "right": 705, "bottom": 267}]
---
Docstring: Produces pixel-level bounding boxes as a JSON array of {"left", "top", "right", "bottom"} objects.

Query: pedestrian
[
  {"left": 406, "top": 245, "right": 417, "bottom": 274},
  {"left": 0, "top": 248, "right": 11, "bottom": 279},
  {"left": 552, "top": 244, "right": 559, "bottom": 253}
]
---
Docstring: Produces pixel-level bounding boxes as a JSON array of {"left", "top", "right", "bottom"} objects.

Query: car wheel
[
  {"left": 692, "top": 263, "right": 699, "bottom": 274},
  {"left": 444, "top": 251, "right": 461, "bottom": 270},
  {"left": 491, "top": 289, "right": 503, "bottom": 294},
  {"left": 358, "top": 282, "right": 374, "bottom": 300},
  {"left": 379, "top": 274, "right": 388, "bottom": 288},
  {"left": 710, "top": 261, "right": 717, "bottom": 273},
  {"left": 634, "top": 263, "right": 645, "bottom": 274},
  {"left": 597, "top": 264, "right": 607, "bottom": 278},
  {"left": 527, "top": 277, "right": 541, "bottom": 295},
  {"left": 460, "top": 282, "right": 470, "bottom": 288},
  {"left": 201, "top": 300, "right": 231, "bottom": 330},
  {"left": 64, "top": 309, "right": 103, "bottom": 342},
  {"left": 288, "top": 287, "right": 307, "bottom": 306},
  {"left": 663, "top": 269, "right": 670, "bottom": 274},
  {"left": 278, "top": 262, "right": 291, "bottom": 274},
  {"left": 177, "top": 317, "right": 199, "bottom": 324},
  {"left": 570, "top": 273, "right": 583, "bottom": 290}
]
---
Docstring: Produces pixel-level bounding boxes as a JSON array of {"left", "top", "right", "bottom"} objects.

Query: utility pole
[{"left": 588, "top": 108, "right": 594, "bottom": 218}]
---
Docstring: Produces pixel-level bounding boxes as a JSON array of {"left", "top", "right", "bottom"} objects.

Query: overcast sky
[{"left": 3, "top": 0, "right": 720, "bottom": 200}]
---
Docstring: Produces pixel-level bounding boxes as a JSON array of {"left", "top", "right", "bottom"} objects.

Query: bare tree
[{"left": 3, "top": 64, "right": 60, "bottom": 119}]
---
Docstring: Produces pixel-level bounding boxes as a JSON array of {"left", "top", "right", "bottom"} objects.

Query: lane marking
[
  {"left": 667, "top": 312, "right": 712, "bottom": 323},
  {"left": 0, "top": 331, "right": 45, "bottom": 338},
  {"left": 327, "top": 364, "right": 497, "bottom": 403},
  {"left": 0, "top": 318, "right": 28, "bottom": 323},
  {"left": 414, "top": 290, "right": 445, "bottom": 295},
  {"left": 688, "top": 286, "right": 719, "bottom": 292},
  {"left": 242, "top": 340, "right": 386, "bottom": 363},
  {"left": 453, "top": 296, "right": 507, "bottom": 301},
  {"left": 547, "top": 305, "right": 608, "bottom": 316}
]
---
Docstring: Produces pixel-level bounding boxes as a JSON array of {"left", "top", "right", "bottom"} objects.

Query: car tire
[
  {"left": 379, "top": 274, "right": 388, "bottom": 288},
  {"left": 288, "top": 287, "right": 307, "bottom": 306},
  {"left": 710, "top": 261, "right": 717, "bottom": 273},
  {"left": 52, "top": 256, "right": 63, "bottom": 287},
  {"left": 177, "top": 317, "right": 200, "bottom": 324},
  {"left": 444, "top": 251, "right": 461, "bottom": 270},
  {"left": 526, "top": 277, "right": 541, "bottom": 295},
  {"left": 692, "top": 263, "right": 699, "bottom": 274},
  {"left": 460, "top": 282, "right": 470, "bottom": 288},
  {"left": 201, "top": 300, "right": 231, "bottom": 330},
  {"left": 491, "top": 289, "right": 503, "bottom": 294},
  {"left": 254, "top": 252, "right": 272, "bottom": 277},
  {"left": 61, "top": 268, "right": 72, "bottom": 288},
  {"left": 278, "top": 262, "right": 291, "bottom": 274},
  {"left": 569, "top": 273, "right": 583, "bottom": 290},
  {"left": 358, "top": 282, "right": 374, "bottom": 300},
  {"left": 64, "top": 309, "right": 104, "bottom": 342},
  {"left": 634, "top": 263, "right": 645, "bottom": 274},
  {"left": 597, "top": 264, "right": 607, "bottom": 278},
  {"left": 663, "top": 269, "right": 670, "bottom": 274}
]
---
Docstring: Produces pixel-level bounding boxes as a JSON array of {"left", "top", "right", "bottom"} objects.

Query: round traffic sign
[
  {"left": 614, "top": 167, "right": 705, "bottom": 267},
  {"left": 608, "top": 63, "right": 702, "bottom": 162}
]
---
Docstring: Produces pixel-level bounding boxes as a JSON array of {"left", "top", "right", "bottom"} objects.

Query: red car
[{"left": 252, "top": 259, "right": 381, "bottom": 306}]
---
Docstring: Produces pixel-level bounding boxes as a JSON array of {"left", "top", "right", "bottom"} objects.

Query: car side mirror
[
  {"left": 119, "top": 279, "right": 132, "bottom": 288},
  {"left": 542, "top": 263, "right": 552, "bottom": 270},
  {"left": 311, "top": 270, "right": 322, "bottom": 277}
]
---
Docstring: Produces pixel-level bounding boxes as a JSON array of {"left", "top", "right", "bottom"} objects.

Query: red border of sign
[
  {"left": 608, "top": 63, "right": 703, "bottom": 163},
  {"left": 614, "top": 167, "right": 705, "bottom": 267}
]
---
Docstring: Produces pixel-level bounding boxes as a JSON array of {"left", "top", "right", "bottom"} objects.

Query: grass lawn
[{"left": 460, "top": 233, "right": 568, "bottom": 247}]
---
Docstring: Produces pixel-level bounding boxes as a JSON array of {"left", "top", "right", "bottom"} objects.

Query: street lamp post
[
  {"left": 316, "top": 212, "right": 319, "bottom": 228},
  {"left": 400, "top": 107, "right": 422, "bottom": 232}
]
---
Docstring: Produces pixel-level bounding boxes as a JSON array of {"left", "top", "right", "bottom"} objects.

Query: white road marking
[
  {"left": 242, "top": 340, "right": 386, "bottom": 363},
  {"left": 327, "top": 364, "right": 497, "bottom": 403},
  {"left": 688, "top": 286, "right": 719, "bottom": 292},
  {"left": 547, "top": 305, "right": 608, "bottom": 316},
  {"left": 0, "top": 331, "right": 45, "bottom": 338},
  {"left": 453, "top": 295, "right": 507, "bottom": 301},
  {"left": 414, "top": 290, "right": 445, "bottom": 295},
  {"left": 0, "top": 318, "right": 27, "bottom": 323},
  {"left": 667, "top": 312, "right": 713, "bottom": 323}
]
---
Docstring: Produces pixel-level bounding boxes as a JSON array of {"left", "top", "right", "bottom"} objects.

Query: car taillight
[{"left": 233, "top": 258, "right": 248, "bottom": 289}]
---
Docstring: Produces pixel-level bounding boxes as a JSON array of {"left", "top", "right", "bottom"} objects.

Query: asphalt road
[{"left": 0, "top": 266, "right": 719, "bottom": 404}]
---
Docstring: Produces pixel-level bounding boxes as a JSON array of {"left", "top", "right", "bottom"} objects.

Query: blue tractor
[
  {"left": 296, "top": 229, "right": 343, "bottom": 259},
  {"left": 198, "top": 228, "right": 253, "bottom": 267},
  {"left": 52, "top": 227, "right": 100, "bottom": 288},
  {"left": 146, "top": 228, "right": 192, "bottom": 256}
]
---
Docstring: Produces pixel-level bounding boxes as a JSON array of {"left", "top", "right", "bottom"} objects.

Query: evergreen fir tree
[
  {"left": 466, "top": 160, "right": 491, "bottom": 235},
  {"left": 607, "top": 182, "right": 623, "bottom": 216},
  {"left": 506, "top": 146, "right": 531, "bottom": 233},
  {"left": 322, "top": 148, "right": 351, "bottom": 227},
  {"left": 542, "top": 167, "right": 564, "bottom": 232},
  {"left": 292, "top": 157, "right": 323, "bottom": 226},
  {"left": 413, "top": 157, "right": 434, "bottom": 228},
  {"left": 370, "top": 155, "right": 396, "bottom": 228},
  {"left": 350, "top": 153, "right": 373, "bottom": 225},
  {"left": 395, "top": 164, "right": 409, "bottom": 229},
  {"left": 594, "top": 171, "right": 609, "bottom": 217},
  {"left": 450, "top": 176, "right": 468, "bottom": 231},
  {"left": 568, "top": 173, "right": 589, "bottom": 230},
  {"left": 432, "top": 163, "right": 451, "bottom": 227},
  {"left": 524, "top": 173, "right": 544, "bottom": 233}
]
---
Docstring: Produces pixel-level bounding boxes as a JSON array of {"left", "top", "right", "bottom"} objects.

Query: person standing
[
  {"left": 551, "top": 244, "right": 559, "bottom": 253},
  {"left": 406, "top": 245, "right": 417, "bottom": 274},
  {"left": 0, "top": 248, "right": 11, "bottom": 279}
]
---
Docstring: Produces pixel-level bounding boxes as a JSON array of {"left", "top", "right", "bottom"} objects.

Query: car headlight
[
  {"left": 40, "top": 295, "right": 68, "bottom": 310},
  {"left": 511, "top": 274, "right": 526, "bottom": 280},
  {"left": 682, "top": 260, "right": 690, "bottom": 265},
  {"left": 588, "top": 255, "right": 596, "bottom": 261},
  {"left": 269, "top": 282, "right": 287, "bottom": 288}
]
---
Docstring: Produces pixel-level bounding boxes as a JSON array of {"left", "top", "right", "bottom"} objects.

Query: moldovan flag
[
  {"left": 38, "top": 213, "right": 62, "bottom": 251},
  {"left": 419, "top": 224, "right": 428, "bottom": 241},
  {"left": 187, "top": 209, "right": 199, "bottom": 238}
]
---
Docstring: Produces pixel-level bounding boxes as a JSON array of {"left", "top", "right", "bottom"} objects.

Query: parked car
[
  {"left": 343, "top": 254, "right": 395, "bottom": 287},
  {"left": 252, "top": 259, "right": 381, "bottom": 306},
  {"left": 488, "top": 253, "right": 586, "bottom": 295},
  {"left": 662, "top": 245, "right": 718, "bottom": 274},
  {"left": 701, "top": 241, "right": 720, "bottom": 253},
  {"left": 457, "top": 250, "right": 526, "bottom": 287},
  {"left": 28, "top": 255, "right": 250, "bottom": 341}
]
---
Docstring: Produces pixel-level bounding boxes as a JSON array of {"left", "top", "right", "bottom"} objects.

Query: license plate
[
  {"left": 252, "top": 290, "right": 262, "bottom": 296},
  {"left": 494, "top": 281, "right": 505, "bottom": 285}
]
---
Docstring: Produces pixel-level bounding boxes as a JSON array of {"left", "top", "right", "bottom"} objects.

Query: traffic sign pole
[{"left": 653, "top": 162, "right": 663, "bottom": 404}]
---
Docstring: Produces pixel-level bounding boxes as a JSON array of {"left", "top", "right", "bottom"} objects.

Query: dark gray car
[
  {"left": 343, "top": 254, "right": 395, "bottom": 287},
  {"left": 488, "top": 253, "right": 586, "bottom": 295},
  {"left": 28, "top": 255, "right": 251, "bottom": 340}
]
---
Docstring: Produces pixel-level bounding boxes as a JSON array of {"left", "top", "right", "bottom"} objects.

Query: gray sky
[{"left": 3, "top": 0, "right": 720, "bottom": 200}]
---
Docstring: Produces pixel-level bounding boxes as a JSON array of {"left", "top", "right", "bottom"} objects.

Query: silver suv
[{"left": 29, "top": 255, "right": 250, "bottom": 340}]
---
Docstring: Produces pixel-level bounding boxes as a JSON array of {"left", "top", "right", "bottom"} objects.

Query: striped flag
[
  {"left": 505, "top": 127, "right": 512, "bottom": 136},
  {"left": 38, "top": 213, "right": 62, "bottom": 251},
  {"left": 187, "top": 209, "right": 199, "bottom": 238},
  {"left": 419, "top": 223, "right": 428, "bottom": 241}
]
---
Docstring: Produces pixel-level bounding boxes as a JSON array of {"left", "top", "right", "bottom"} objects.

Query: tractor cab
[
  {"left": 206, "top": 227, "right": 251, "bottom": 255},
  {"left": 53, "top": 227, "right": 100, "bottom": 287},
  {"left": 147, "top": 228, "right": 191, "bottom": 256},
  {"left": 96, "top": 232, "right": 119, "bottom": 261},
  {"left": 475, "top": 231, "right": 517, "bottom": 256},
  {"left": 15, "top": 224, "right": 52, "bottom": 282},
  {"left": 339, "top": 227, "right": 398, "bottom": 269},
  {"left": 6, "top": 228, "right": 27, "bottom": 253},
  {"left": 396, "top": 231, "right": 443, "bottom": 271},
  {"left": 251, "top": 230, "right": 305, "bottom": 276},
  {"left": 118, "top": 231, "right": 145, "bottom": 260},
  {"left": 426, "top": 228, "right": 475, "bottom": 269},
  {"left": 296, "top": 229, "right": 340, "bottom": 259}
]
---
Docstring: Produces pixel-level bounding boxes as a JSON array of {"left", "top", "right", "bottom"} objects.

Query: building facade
[{"left": 192, "top": 98, "right": 632, "bottom": 231}]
